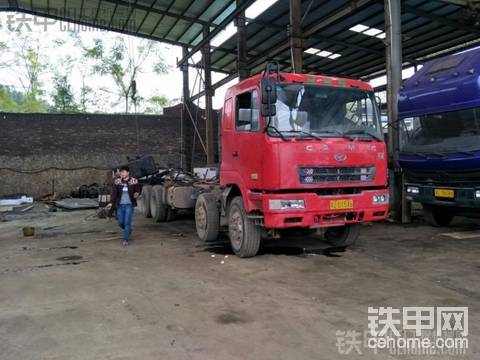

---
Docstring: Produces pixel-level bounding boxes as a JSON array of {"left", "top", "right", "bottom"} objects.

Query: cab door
[{"left": 231, "top": 89, "right": 264, "bottom": 189}]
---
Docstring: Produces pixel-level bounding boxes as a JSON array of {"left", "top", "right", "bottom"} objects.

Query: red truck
[{"left": 141, "top": 65, "right": 389, "bottom": 257}]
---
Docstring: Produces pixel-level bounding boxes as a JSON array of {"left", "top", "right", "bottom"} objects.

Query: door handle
[{"left": 232, "top": 151, "right": 239, "bottom": 157}]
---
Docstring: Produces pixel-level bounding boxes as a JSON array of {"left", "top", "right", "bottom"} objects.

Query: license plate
[
  {"left": 434, "top": 188, "right": 454, "bottom": 198},
  {"left": 330, "top": 199, "right": 353, "bottom": 210}
]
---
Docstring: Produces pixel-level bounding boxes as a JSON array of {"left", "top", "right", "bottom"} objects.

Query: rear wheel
[
  {"left": 423, "top": 204, "right": 453, "bottom": 227},
  {"left": 195, "top": 193, "right": 220, "bottom": 242},
  {"left": 325, "top": 224, "right": 359, "bottom": 247},
  {"left": 140, "top": 185, "right": 152, "bottom": 218},
  {"left": 151, "top": 185, "right": 169, "bottom": 222},
  {"left": 228, "top": 196, "right": 261, "bottom": 258}
]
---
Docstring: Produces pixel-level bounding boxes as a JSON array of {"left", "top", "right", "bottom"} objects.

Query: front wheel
[
  {"left": 325, "top": 224, "right": 359, "bottom": 247},
  {"left": 228, "top": 196, "right": 261, "bottom": 258},
  {"left": 423, "top": 204, "right": 453, "bottom": 227}
]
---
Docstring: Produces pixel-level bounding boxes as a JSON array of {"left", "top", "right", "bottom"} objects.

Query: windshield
[
  {"left": 268, "top": 84, "right": 381, "bottom": 138},
  {"left": 400, "top": 107, "right": 480, "bottom": 153}
]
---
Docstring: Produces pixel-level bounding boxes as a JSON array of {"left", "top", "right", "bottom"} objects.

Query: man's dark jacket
[{"left": 111, "top": 177, "right": 141, "bottom": 208}]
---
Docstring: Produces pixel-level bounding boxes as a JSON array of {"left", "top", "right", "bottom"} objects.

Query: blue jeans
[{"left": 116, "top": 204, "right": 134, "bottom": 241}]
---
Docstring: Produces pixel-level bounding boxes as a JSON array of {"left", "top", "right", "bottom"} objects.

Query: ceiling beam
[
  {"left": 248, "top": 0, "right": 374, "bottom": 70},
  {"left": 100, "top": 0, "right": 211, "bottom": 26},
  {"left": 437, "top": 0, "right": 470, "bottom": 6},
  {"left": 0, "top": 7, "right": 193, "bottom": 48},
  {"left": 403, "top": 3, "right": 480, "bottom": 34},
  {"left": 163, "top": 0, "right": 198, "bottom": 40},
  {"left": 180, "top": 0, "right": 236, "bottom": 46},
  {"left": 177, "top": 0, "right": 256, "bottom": 67}
]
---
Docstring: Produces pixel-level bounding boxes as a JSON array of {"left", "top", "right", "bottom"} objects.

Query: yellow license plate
[
  {"left": 330, "top": 199, "right": 353, "bottom": 210},
  {"left": 434, "top": 189, "right": 454, "bottom": 198}
]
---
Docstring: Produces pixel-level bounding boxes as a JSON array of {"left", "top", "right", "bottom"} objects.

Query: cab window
[{"left": 236, "top": 90, "right": 259, "bottom": 131}]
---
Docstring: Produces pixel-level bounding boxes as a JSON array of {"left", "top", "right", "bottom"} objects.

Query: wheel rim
[
  {"left": 229, "top": 207, "right": 243, "bottom": 248},
  {"left": 196, "top": 203, "right": 207, "bottom": 233}
]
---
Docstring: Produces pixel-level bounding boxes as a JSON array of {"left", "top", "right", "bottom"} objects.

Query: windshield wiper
[
  {"left": 266, "top": 126, "right": 290, "bottom": 141},
  {"left": 281, "top": 130, "right": 322, "bottom": 140},
  {"left": 343, "top": 129, "right": 382, "bottom": 141}
]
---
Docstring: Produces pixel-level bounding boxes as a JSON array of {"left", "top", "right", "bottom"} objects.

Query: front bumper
[
  {"left": 258, "top": 189, "right": 389, "bottom": 229},
  {"left": 405, "top": 183, "right": 480, "bottom": 209}
]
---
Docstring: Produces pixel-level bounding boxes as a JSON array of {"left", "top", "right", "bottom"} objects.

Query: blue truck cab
[{"left": 399, "top": 48, "right": 480, "bottom": 226}]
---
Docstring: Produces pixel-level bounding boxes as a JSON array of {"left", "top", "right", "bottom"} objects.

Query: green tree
[
  {"left": 144, "top": 94, "right": 169, "bottom": 114},
  {"left": 2, "top": 31, "right": 49, "bottom": 112},
  {"left": 0, "top": 85, "right": 21, "bottom": 112},
  {"left": 79, "top": 80, "right": 93, "bottom": 113},
  {"left": 18, "top": 44, "right": 47, "bottom": 111},
  {"left": 83, "top": 36, "right": 169, "bottom": 113},
  {"left": 50, "top": 74, "right": 79, "bottom": 113}
]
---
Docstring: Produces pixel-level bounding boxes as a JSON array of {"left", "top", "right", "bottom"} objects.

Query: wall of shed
[{"left": 0, "top": 104, "right": 217, "bottom": 198}]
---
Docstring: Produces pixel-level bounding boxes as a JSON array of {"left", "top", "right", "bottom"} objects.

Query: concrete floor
[{"left": 0, "top": 205, "right": 479, "bottom": 360}]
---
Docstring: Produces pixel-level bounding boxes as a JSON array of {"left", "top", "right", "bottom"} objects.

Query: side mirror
[
  {"left": 260, "top": 77, "right": 277, "bottom": 117},
  {"left": 261, "top": 77, "right": 277, "bottom": 104}
]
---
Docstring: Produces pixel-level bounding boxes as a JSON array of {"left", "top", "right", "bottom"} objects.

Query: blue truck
[{"left": 399, "top": 48, "right": 480, "bottom": 226}]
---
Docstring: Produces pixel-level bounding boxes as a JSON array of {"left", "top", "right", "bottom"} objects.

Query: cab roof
[
  {"left": 225, "top": 72, "right": 373, "bottom": 99},
  {"left": 399, "top": 47, "right": 480, "bottom": 117}
]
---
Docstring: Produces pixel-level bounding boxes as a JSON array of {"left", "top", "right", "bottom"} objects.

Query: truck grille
[
  {"left": 405, "top": 168, "right": 480, "bottom": 187},
  {"left": 299, "top": 166, "right": 375, "bottom": 184}
]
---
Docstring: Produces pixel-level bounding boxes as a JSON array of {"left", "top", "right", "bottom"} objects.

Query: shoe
[{"left": 122, "top": 241, "right": 129, "bottom": 246}]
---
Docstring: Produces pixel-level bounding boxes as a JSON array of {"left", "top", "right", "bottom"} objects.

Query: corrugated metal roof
[{"left": 1, "top": 0, "right": 479, "bottom": 82}]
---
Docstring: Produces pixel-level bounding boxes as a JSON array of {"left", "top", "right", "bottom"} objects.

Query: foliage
[
  {"left": 0, "top": 85, "right": 21, "bottom": 111},
  {"left": 0, "top": 30, "right": 49, "bottom": 112},
  {"left": 144, "top": 94, "right": 170, "bottom": 114},
  {"left": 82, "top": 36, "right": 169, "bottom": 113},
  {"left": 0, "top": 84, "right": 49, "bottom": 112},
  {"left": 0, "top": 26, "right": 171, "bottom": 113},
  {"left": 50, "top": 74, "right": 79, "bottom": 113}
]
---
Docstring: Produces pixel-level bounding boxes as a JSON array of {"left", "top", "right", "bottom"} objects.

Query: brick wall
[{"left": 0, "top": 104, "right": 217, "bottom": 198}]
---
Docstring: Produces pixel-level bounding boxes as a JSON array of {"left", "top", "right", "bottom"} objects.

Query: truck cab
[
  {"left": 205, "top": 68, "right": 389, "bottom": 256},
  {"left": 399, "top": 48, "right": 480, "bottom": 226}
]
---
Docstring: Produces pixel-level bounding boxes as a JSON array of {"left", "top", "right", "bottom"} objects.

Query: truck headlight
[
  {"left": 406, "top": 186, "right": 420, "bottom": 194},
  {"left": 372, "top": 194, "right": 389, "bottom": 204},
  {"left": 269, "top": 199, "right": 305, "bottom": 210},
  {"left": 476, "top": 190, "right": 480, "bottom": 199}
]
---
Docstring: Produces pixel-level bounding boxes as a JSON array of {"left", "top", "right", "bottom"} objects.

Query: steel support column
[
  {"left": 289, "top": 0, "right": 303, "bottom": 73},
  {"left": 385, "top": 0, "right": 405, "bottom": 222},
  {"left": 236, "top": 0, "right": 249, "bottom": 80},
  {"left": 202, "top": 27, "right": 215, "bottom": 165},
  {"left": 181, "top": 47, "right": 190, "bottom": 103},
  {"left": 181, "top": 46, "right": 190, "bottom": 169}
]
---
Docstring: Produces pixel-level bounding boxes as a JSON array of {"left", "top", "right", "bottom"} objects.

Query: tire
[
  {"left": 228, "top": 196, "right": 261, "bottom": 258},
  {"left": 325, "top": 224, "right": 359, "bottom": 247},
  {"left": 141, "top": 185, "right": 152, "bottom": 218},
  {"left": 151, "top": 185, "right": 168, "bottom": 222},
  {"left": 195, "top": 193, "right": 220, "bottom": 242},
  {"left": 423, "top": 204, "right": 453, "bottom": 227}
]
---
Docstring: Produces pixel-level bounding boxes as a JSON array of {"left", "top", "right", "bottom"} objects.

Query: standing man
[{"left": 107, "top": 166, "right": 140, "bottom": 246}]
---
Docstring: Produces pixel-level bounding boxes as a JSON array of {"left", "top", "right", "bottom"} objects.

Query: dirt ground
[{"left": 0, "top": 204, "right": 479, "bottom": 360}]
